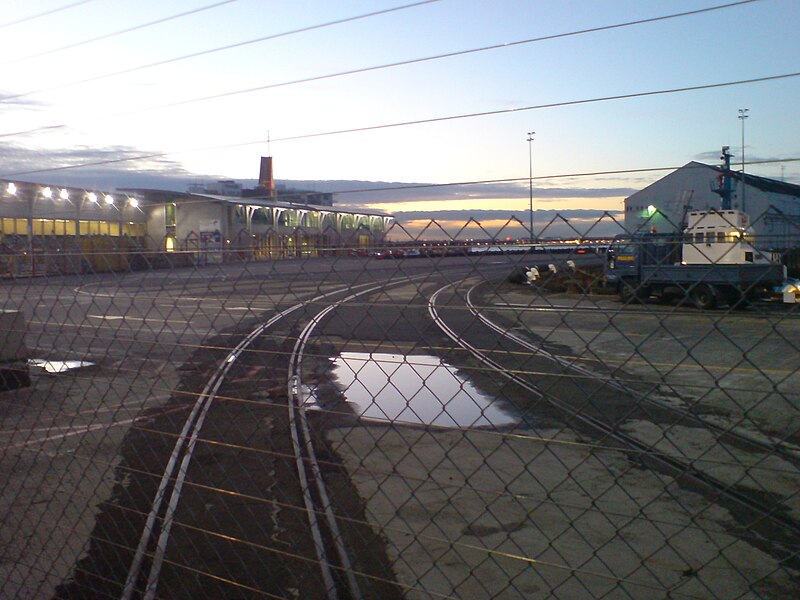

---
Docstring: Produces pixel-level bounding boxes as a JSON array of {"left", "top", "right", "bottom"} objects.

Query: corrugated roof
[
  {"left": 625, "top": 161, "right": 800, "bottom": 201},
  {"left": 707, "top": 165, "right": 800, "bottom": 197},
  {"left": 119, "top": 188, "right": 391, "bottom": 219}
]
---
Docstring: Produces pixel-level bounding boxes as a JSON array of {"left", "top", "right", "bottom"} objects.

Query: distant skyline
[{"left": 1, "top": 0, "right": 798, "bottom": 238}]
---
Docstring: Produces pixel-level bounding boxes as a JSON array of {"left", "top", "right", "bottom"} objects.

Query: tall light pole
[
  {"left": 738, "top": 108, "right": 749, "bottom": 212},
  {"left": 527, "top": 131, "right": 535, "bottom": 243}
]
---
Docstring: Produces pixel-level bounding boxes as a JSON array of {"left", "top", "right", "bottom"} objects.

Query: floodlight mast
[
  {"left": 527, "top": 131, "right": 535, "bottom": 243},
  {"left": 738, "top": 108, "right": 749, "bottom": 212}
]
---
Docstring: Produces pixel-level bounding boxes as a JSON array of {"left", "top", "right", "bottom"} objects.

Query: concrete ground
[
  {"left": 0, "top": 354, "right": 181, "bottom": 599},
  {"left": 3, "top": 262, "right": 799, "bottom": 598},
  {"left": 326, "top": 424, "right": 796, "bottom": 599},
  {"left": 322, "top": 286, "right": 800, "bottom": 598}
]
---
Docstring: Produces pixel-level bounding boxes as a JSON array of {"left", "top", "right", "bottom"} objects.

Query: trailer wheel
[
  {"left": 691, "top": 284, "right": 717, "bottom": 310},
  {"left": 719, "top": 286, "right": 748, "bottom": 309},
  {"left": 618, "top": 280, "right": 647, "bottom": 303}
]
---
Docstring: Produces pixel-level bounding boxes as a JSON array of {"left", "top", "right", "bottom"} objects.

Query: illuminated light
[
  {"left": 646, "top": 205, "right": 656, "bottom": 216},
  {"left": 88, "top": 192, "right": 98, "bottom": 203},
  {"left": 59, "top": 188, "right": 69, "bottom": 201},
  {"left": 104, "top": 194, "right": 114, "bottom": 205},
  {"left": 7, "top": 182, "right": 16, "bottom": 195},
  {"left": 129, "top": 198, "right": 139, "bottom": 209},
  {"left": 42, "top": 187, "right": 52, "bottom": 198}
]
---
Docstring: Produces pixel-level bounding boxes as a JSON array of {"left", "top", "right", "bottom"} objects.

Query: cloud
[
  {"left": 0, "top": 144, "right": 638, "bottom": 212},
  {"left": 693, "top": 149, "right": 786, "bottom": 165},
  {"left": 385, "top": 208, "right": 625, "bottom": 240},
  {"left": 0, "top": 142, "right": 631, "bottom": 240},
  {"left": 0, "top": 141, "right": 221, "bottom": 190},
  {"left": 390, "top": 208, "right": 621, "bottom": 221},
  {"left": 693, "top": 150, "right": 724, "bottom": 163},
  {"left": 0, "top": 94, "right": 45, "bottom": 111},
  {"left": 283, "top": 179, "right": 637, "bottom": 205}
]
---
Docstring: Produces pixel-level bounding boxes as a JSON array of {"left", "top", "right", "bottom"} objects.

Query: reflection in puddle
[
  {"left": 29, "top": 359, "right": 95, "bottom": 373},
  {"left": 328, "top": 352, "right": 517, "bottom": 428}
]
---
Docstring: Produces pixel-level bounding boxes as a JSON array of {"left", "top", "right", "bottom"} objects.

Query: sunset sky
[{"left": 1, "top": 0, "right": 798, "bottom": 238}]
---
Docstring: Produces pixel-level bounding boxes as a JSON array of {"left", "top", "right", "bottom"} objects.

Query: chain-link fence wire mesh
[{"left": 1, "top": 214, "right": 799, "bottom": 599}]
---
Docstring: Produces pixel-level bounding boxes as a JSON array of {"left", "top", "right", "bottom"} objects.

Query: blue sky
[{"left": 1, "top": 0, "right": 798, "bottom": 237}]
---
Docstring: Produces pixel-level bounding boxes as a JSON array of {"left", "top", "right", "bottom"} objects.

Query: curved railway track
[
  {"left": 49, "top": 259, "right": 798, "bottom": 597},
  {"left": 119, "top": 283, "right": 363, "bottom": 600},
  {"left": 286, "top": 283, "right": 398, "bottom": 600},
  {"left": 428, "top": 278, "right": 800, "bottom": 570},
  {"left": 119, "top": 273, "right": 431, "bottom": 600},
  {"left": 465, "top": 281, "right": 800, "bottom": 468}
]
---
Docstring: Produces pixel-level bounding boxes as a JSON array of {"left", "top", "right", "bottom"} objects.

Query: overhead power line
[
  {"left": 144, "top": 0, "right": 762, "bottom": 113},
  {"left": 0, "top": 0, "right": 442, "bottom": 103},
  {"left": 315, "top": 158, "right": 800, "bottom": 200},
  {"left": 1, "top": 0, "right": 240, "bottom": 66},
  {"left": 269, "top": 72, "right": 800, "bottom": 143},
  {"left": 0, "top": 0, "right": 96, "bottom": 31},
  {"left": 0, "top": 0, "right": 761, "bottom": 141},
  {"left": 4, "top": 156, "right": 796, "bottom": 207},
  {"left": 1, "top": 70, "right": 797, "bottom": 179}
]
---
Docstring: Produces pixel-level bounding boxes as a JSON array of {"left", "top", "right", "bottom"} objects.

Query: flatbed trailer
[
  {"left": 605, "top": 210, "right": 787, "bottom": 309},
  {"left": 611, "top": 260, "right": 786, "bottom": 309}
]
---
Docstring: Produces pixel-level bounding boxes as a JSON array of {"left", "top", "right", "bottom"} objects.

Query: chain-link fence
[{"left": 2, "top": 215, "right": 799, "bottom": 599}]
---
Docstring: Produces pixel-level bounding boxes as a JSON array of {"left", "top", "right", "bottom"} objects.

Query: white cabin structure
[{"left": 682, "top": 209, "right": 771, "bottom": 265}]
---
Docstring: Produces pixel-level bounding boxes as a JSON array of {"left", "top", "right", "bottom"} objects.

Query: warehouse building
[
  {"left": 129, "top": 187, "right": 392, "bottom": 262},
  {"left": 625, "top": 153, "right": 800, "bottom": 250}
]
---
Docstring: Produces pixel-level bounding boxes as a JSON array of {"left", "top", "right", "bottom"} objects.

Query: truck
[{"left": 605, "top": 209, "right": 787, "bottom": 309}]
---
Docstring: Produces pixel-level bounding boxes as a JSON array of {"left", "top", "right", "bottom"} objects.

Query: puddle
[
  {"left": 324, "top": 352, "right": 518, "bottom": 428},
  {"left": 29, "top": 359, "right": 95, "bottom": 373}
]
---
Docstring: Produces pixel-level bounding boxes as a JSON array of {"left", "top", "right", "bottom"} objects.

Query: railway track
[
  {"left": 466, "top": 282, "right": 800, "bottom": 468},
  {"left": 286, "top": 283, "right": 399, "bottom": 600},
  {"left": 10, "top": 256, "right": 798, "bottom": 598},
  {"left": 428, "top": 279, "right": 800, "bottom": 570},
  {"left": 13, "top": 255, "right": 796, "bottom": 599},
  {"left": 119, "top": 272, "right": 432, "bottom": 599},
  {"left": 118, "top": 282, "right": 367, "bottom": 600}
]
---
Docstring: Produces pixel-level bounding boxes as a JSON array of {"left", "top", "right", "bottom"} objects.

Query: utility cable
[
  {"left": 133, "top": 0, "right": 764, "bottom": 114},
  {"left": 301, "top": 158, "right": 800, "bottom": 198},
  {"left": 0, "top": 0, "right": 96, "bottom": 31},
  {"left": 0, "top": 0, "right": 757, "bottom": 139},
  {"left": 0, "top": 0, "right": 442, "bottom": 103},
  {"left": 1, "top": 71, "right": 797, "bottom": 179},
  {"left": 269, "top": 72, "right": 800, "bottom": 143},
  {"left": 0, "top": 0, "right": 240, "bottom": 66}
]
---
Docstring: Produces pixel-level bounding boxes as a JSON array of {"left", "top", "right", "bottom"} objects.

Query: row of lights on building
[{"left": 5, "top": 182, "right": 139, "bottom": 208}]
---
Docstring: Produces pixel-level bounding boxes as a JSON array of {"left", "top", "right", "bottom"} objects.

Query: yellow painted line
[{"left": 595, "top": 357, "right": 795, "bottom": 376}]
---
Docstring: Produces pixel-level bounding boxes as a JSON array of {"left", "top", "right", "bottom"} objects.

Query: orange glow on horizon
[{"left": 361, "top": 196, "right": 626, "bottom": 214}]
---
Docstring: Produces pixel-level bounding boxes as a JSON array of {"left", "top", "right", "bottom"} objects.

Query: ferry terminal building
[{"left": 0, "top": 158, "right": 393, "bottom": 276}]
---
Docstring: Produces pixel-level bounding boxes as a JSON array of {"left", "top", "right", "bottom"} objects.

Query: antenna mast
[{"left": 717, "top": 146, "right": 734, "bottom": 210}]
